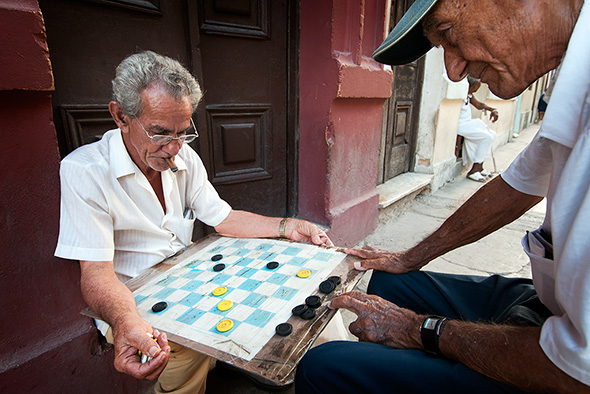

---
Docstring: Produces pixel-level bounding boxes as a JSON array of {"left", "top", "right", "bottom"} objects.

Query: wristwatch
[{"left": 420, "top": 316, "right": 448, "bottom": 355}]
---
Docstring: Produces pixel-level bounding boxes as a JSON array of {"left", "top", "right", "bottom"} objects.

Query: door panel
[{"left": 39, "top": 0, "right": 193, "bottom": 157}]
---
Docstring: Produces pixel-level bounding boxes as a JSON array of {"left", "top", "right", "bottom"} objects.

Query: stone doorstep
[{"left": 377, "top": 172, "right": 433, "bottom": 210}]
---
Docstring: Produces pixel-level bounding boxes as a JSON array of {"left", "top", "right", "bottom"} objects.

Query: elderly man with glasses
[{"left": 55, "top": 51, "right": 332, "bottom": 394}]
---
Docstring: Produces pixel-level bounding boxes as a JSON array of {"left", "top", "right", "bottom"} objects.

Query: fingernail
[
  {"left": 354, "top": 261, "right": 363, "bottom": 270},
  {"left": 148, "top": 346, "right": 160, "bottom": 357}
]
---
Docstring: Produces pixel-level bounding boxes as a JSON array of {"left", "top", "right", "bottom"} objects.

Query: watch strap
[
  {"left": 279, "top": 217, "right": 289, "bottom": 238},
  {"left": 420, "top": 316, "right": 448, "bottom": 355}
]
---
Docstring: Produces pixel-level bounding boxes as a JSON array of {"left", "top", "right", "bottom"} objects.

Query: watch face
[{"left": 424, "top": 317, "right": 438, "bottom": 330}]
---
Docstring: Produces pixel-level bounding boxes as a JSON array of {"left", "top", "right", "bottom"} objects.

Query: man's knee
[
  {"left": 296, "top": 341, "right": 355, "bottom": 393},
  {"left": 367, "top": 270, "right": 425, "bottom": 299}
]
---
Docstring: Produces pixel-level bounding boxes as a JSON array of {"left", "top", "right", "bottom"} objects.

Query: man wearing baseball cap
[{"left": 296, "top": 0, "right": 590, "bottom": 393}]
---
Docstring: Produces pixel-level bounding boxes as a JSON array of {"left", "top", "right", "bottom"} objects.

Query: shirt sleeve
[
  {"left": 54, "top": 158, "right": 115, "bottom": 262},
  {"left": 501, "top": 131, "right": 553, "bottom": 197}
]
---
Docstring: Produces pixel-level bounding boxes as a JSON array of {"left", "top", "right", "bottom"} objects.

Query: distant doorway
[{"left": 378, "top": 0, "right": 424, "bottom": 183}]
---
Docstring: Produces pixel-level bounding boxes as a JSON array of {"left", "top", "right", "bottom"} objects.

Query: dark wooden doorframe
[{"left": 285, "top": 0, "right": 300, "bottom": 217}]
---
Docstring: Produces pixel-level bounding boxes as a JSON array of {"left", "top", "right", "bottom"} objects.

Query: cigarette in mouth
[{"left": 164, "top": 157, "right": 178, "bottom": 172}]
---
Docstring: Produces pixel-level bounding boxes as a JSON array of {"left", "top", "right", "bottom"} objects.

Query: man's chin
[
  {"left": 148, "top": 160, "right": 169, "bottom": 173},
  {"left": 488, "top": 83, "right": 527, "bottom": 100}
]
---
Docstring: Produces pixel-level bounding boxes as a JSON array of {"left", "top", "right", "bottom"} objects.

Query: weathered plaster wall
[
  {"left": 299, "top": 0, "right": 392, "bottom": 246},
  {"left": 0, "top": 2, "right": 149, "bottom": 393}
]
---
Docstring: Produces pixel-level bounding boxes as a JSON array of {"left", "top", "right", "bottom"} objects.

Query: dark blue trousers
[{"left": 295, "top": 270, "right": 552, "bottom": 394}]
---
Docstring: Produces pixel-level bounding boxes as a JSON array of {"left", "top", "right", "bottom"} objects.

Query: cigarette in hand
[{"left": 164, "top": 157, "right": 178, "bottom": 172}]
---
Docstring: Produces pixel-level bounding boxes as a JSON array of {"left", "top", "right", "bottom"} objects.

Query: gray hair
[{"left": 112, "top": 51, "right": 202, "bottom": 116}]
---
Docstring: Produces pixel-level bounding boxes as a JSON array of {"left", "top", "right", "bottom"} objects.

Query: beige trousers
[{"left": 105, "top": 329, "right": 210, "bottom": 394}]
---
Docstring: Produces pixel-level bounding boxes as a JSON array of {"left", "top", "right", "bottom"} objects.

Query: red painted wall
[
  {"left": 0, "top": 2, "right": 149, "bottom": 393},
  {"left": 299, "top": 0, "right": 393, "bottom": 246}
]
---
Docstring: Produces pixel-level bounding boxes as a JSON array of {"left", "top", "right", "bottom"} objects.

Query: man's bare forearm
[
  {"left": 405, "top": 176, "right": 543, "bottom": 267},
  {"left": 80, "top": 260, "right": 139, "bottom": 328},
  {"left": 439, "top": 321, "right": 590, "bottom": 393},
  {"left": 215, "top": 210, "right": 281, "bottom": 239}
]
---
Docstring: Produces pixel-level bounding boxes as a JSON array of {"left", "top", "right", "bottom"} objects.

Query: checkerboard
[{"left": 133, "top": 237, "right": 347, "bottom": 360}]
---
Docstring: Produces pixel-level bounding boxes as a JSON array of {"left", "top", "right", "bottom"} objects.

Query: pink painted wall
[
  {"left": 299, "top": 0, "right": 393, "bottom": 246},
  {"left": 0, "top": 2, "right": 149, "bottom": 392}
]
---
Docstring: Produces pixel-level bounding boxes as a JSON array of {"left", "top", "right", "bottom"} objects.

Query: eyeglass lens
[
  {"left": 150, "top": 134, "right": 197, "bottom": 145},
  {"left": 136, "top": 117, "right": 198, "bottom": 145}
]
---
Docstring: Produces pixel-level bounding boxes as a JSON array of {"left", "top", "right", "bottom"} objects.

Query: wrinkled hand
[
  {"left": 288, "top": 219, "right": 334, "bottom": 247},
  {"left": 344, "top": 245, "right": 414, "bottom": 274},
  {"left": 112, "top": 315, "right": 171, "bottom": 380},
  {"left": 330, "top": 291, "right": 422, "bottom": 348},
  {"left": 489, "top": 109, "right": 499, "bottom": 123}
]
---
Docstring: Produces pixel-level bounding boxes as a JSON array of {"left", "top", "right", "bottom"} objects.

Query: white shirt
[
  {"left": 55, "top": 128, "right": 232, "bottom": 280},
  {"left": 502, "top": 1, "right": 590, "bottom": 385}
]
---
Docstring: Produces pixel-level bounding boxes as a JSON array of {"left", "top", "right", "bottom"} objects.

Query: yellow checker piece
[
  {"left": 216, "top": 319, "right": 234, "bottom": 332},
  {"left": 217, "top": 300, "right": 233, "bottom": 311},
  {"left": 297, "top": 269, "right": 311, "bottom": 278},
  {"left": 212, "top": 286, "right": 227, "bottom": 296}
]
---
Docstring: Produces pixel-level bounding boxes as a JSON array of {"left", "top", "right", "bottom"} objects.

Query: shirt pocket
[
  {"left": 522, "top": 230, "right": 561, "bottom": 315},
  {"left": 176, "top": 217, "right": 195, "bottom": 246}
]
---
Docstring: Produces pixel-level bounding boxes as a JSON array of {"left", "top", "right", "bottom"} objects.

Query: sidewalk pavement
[
  {"left": 205, "top": 122, "right": 545, "bottom": 394},
  {"left": 359, "top": 122, "right": 544, "bottom": 280}
]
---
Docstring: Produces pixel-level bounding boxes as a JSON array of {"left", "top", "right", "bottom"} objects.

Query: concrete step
[{"left": 375, "top": 172, "right": 433, "bottom": 230}]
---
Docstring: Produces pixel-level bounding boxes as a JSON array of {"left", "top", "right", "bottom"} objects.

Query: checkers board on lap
[{"left": 132, "top": 236, "right": 348, "bottom": 361}]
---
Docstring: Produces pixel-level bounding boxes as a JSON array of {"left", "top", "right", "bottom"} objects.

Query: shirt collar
[{"left": 110, "top": 129, "right": 137, "bottom": 179}]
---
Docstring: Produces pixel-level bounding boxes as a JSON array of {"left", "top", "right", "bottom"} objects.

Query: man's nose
[
  {"left": 162, "top": 139, "right": 182, "bottom": 155},
  {"left": 443, "top": 47, "right": 468, "bottom": 82}
]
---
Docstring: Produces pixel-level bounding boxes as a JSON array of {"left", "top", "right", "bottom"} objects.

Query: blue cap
[{"left": 372, "top": 0, "right": 439, "bottom": 65}]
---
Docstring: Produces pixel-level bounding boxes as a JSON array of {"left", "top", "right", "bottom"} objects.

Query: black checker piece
[
  {"left": 152, "top": 301, "right": 168, "bottom": 313},
  {"left": 319, "top": 279, "right": 336, "bottom": 294},
  {"left": 300, "top": 307, "right": 316, "bottom": 320},
  {"left": 275, "top": 322, "right": 293, "bottom": 336},
  {"left": 292, "top": 304, "right": 308, "bottom": 316},
  {"left": 305, "top": 295, "right": 322, "bottom": 309}
]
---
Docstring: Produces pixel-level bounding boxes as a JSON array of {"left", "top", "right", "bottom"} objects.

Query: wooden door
[
  {"left": 195, "top": 1, "right": 296, "bottom": 217},
  {"left": 378, "top": 0, "right": 424, "bottom": 183},
  {"left": 39, "top": 0, "right": 296, "bottom": 238}
]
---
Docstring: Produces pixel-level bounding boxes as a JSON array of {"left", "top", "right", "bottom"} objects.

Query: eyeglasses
[{"left": 134, "top": 117, "right": 198, "bottom": 145}]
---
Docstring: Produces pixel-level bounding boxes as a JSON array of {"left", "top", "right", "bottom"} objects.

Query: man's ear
[{"left": 109, "top": 101, "right": 130, "bottom": 133}]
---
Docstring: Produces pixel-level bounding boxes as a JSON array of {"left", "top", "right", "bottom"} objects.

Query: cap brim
[{"left": 372, "top": 0, "right": 438, "bottom": 65}]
